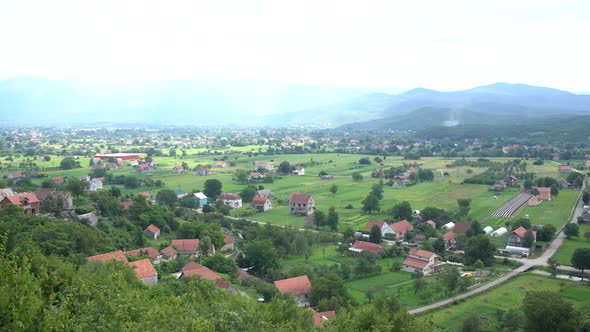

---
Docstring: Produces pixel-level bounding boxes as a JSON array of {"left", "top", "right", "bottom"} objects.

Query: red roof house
[
  {"left": 1, "top": 193, "right": 40, "bottom": 215},
  {"left": 171, "top": 239, "right": 215, "bottom": 256},
  {"left": 349, "top": 240, "right": 383, "bottom": 256},
  {"left": 126, "top": 247, "right": 161, "bottom": 261},
  {"left": 87, "top": 250, "right": 129, "bottom": 264},
  {"left": 159, "top": 246, "right": 177, "bottom": 261},
  {"left": 402, "top": 249, "right": 441, "bottom": 276},
  {"left": 391, "top": 219, "right": 414, "bottom": 239},
  {"left": 144, "top": 224, "right": 160, "bottom": 239},
  {"left": 453, "top": 222, "right": 472, "bottom": 234},
  {"left": 274, "top": 275, "right": 312, "bottom": 306},
  {"left": 127, "top": 258, "right": 158, "bottom": 285}
]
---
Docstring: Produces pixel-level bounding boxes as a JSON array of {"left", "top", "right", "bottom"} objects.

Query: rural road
[{"left": 409, "top": 185, "right": 586, "bottom": 315}]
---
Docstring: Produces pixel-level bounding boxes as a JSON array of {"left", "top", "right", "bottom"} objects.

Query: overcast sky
[{"left": 1, "top": 0, "right": 589, "bottom": 92}]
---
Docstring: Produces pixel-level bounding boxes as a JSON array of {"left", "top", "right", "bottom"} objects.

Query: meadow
[
  {"left": 551, "top": 224, "right": 590, "bottom": 266},
  {"left": 421, "top": 273, "right": 590, "bottom": 331}
]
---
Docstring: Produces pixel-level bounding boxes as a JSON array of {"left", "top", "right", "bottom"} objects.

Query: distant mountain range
[{"left": 1, "top": 78, "right": 589, "bottom": 129}]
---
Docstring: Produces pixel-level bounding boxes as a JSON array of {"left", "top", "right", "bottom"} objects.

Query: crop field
[
  {"left": 552, "top": 224, "right": 590, "bottom": 265},
  {"left": 422, "top": 274, "right": 590, "bottom": 331}
]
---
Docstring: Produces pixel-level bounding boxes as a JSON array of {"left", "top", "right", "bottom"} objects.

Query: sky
[{"left": 1, "top": 0, "right": 589, "bottom": 92}]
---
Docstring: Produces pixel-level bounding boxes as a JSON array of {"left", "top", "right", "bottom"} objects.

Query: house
[
  {"left": 452, "top": 221, "right": 472, "bottom": 234},
  {"left": 579, "top": 211, "right": 590, "bottom": 224},
  {"left": 444, "top": 232, "right": 456, "bottom": 249},
  {"left": 442, "top": 222, "right": 455, "bottom": 230},
  {"left": 274, "top": 275, "right": 312, "bottom": 307},
  {"left": 160, "top": 246, "right": 178, "bottom": 261},
  {"left": 551, "top": 152, "right": 561, "bottom": 160},
  {"left": 535, "top": 187, "right": 551, "bottom": 201},
  {"left": 37, "top": 188, "right": 75, "bottom": 211},
  {"left": 311, "top": 309, "right": 336, "bottom": 327},
  {"left": 194, "top": 192, "right": 207, "bottom": 206},
  {"left": 181, "top": 262, "right": 231, "bottom": 289},
  {"left": 196, "top": 166, "right": 209, "bottom": 176},
  {"left": 249, "top": 171, "right": 265, "bottom": 180},
  {"left": 88, "top": 178, "right": 103, "bottom": 192},
  {"left": 256, "top": 189, "right": 274, "bottom": 199},
  {"left": 216, "top": 161, "right": 229, "bottom": 168},
  {"left": 126, "top": 247, "right": 161, "bottom": 263},
  {"left": 127, "top": 258, "right": 158, "bottom": 285},
  {"left": 558, "top": 165, "right": 572, "bottom": 174},
  {"left": 77, "top": 212, "right": 98, "bottom": 227},
  {"left": 251, "top": 196, "right": 272, "bottom": 212},
  {"left": 348, "top": 240, "right": 384, "bottom": 256},
  {"left": 492, "top": 180, "right": 507, "bottom": 191},
  {"left": 366, "top": 220, "right": 395, "bottom": 237},
  {"left": 107, "top": 163, "right": 119, "bottom": 170},
  {"left": 171, "top": 239, "right": 215, "bottom": 256},
  {"left": 52, "top": 176, "right": 65, "bottom": 185},
  {"left": 0, "top": 193, "right": 40, "bottom": 215},
  {"left": 292, "top": 166, "right": 305, "bottom": 176},
  {"left": 508, "top": 176, "right": 518, "bottom": 187},
  {"left": 138, "top": 192, "right": 152, "bottom": 201},
  {"left": 221, "top": 235, "right": 234, "bottom": 252},
  {"left": 425, "top": 220, "right": 437, "bottom": 228},
  {"left": 172, "top": 165, "right": 185, "bottom": 173},
  {"left": 87, "top": 250, "right": 129, "bottom": 264},
  {"left": 507, "top": 226, "right": 536, "bottom": 248},
  {"left": 288, "top": 192, "right": 315, "bottom": 215},
  {"left": 218, "top": 193, "right": 242, "bottom": 209},
  {"left": 7, "top": 172, "right": 23, "bottom": 179},
  {"left": 557, "top": 178, "right": 571, "bottom": 189},
  {"left": 144, "top": 224, "right": 160, "bottom": 239},
  {"left": 391, "top": 219, "right": 414, "bottom": 240},
  {"left": 175, "top": 188, "right": 188, "bottom": 199},
  {"left": 402, "top": 249, "right": 442, "bottom": 276}
]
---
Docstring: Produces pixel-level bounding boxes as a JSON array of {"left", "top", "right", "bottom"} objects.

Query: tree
[
  {"left": 571, "top": 248, "right": 590, "bottom": 280},
  {"left": 464, "top": 235, "right": 496, "bottom": 266},
  {"left": 369, "top": 225, "right": 382, "bottom": 244},
  {"left": 441, "top": 268, "right": 460, "bottom": 295},
  {"left": 564, "top": 223, "right": 579, "bottom": 239},
  {"left": 523, "top": 230, "right": 535, "bottom": 248},
  {"left": 511, "top": 218, "right": 531, "bottom": 230},
  {"left": 278, "top": 161, "right": 291, "bottom": 174},
  {"left": 413, "top": 278, "right": 426, "bottom": 294},
  {"left": 309, "top": 273, "right": 352, "bottom": 308},
  {"left": 391, "top": 201, "right": 412, "bottom": 220},
  {"left": 358, "top": 157, "right": 371, "bottom": 165},
  {"left": 547, "top": 258, "right": 560, "bottom": 277},
  {"left": 585, "top": 231, "right": 590, "bottom": 241},
  {"left": 352, "top": 172, "right": 363, "bottom": 181},
  {"left": 550, "top": 184, "right": 559, "bottom": 197},
  {"left": 522, "top": 291, "right": 580, "bottom": 332},
  {"left": 239, "top": 186, "right": 257, "bottom": 203},
  {"left": 156, "top": 189, "right": 178, "bottom": 208},
  {"left": 66, "top": 177, "right": 87, "bottom": 199},
  {"left": 244, "top": 240, "right": 280, "bottom": 276},
  {"left": 199, "top": 236, "right": 212, "bottom": 256},
  {"left": 110, "top": 186, "right": 121, "bottom": 198},
  {"left": 60, "top": 157, "right": 78, "bottom": 170},
  {"left": 583, "top": 191, "right": 590, "bottom": 205},
  {"left": 234, "top": 170, "right": 249, "bottom": 184},
  {"left": 203, "top": 253, "right": 238, "bottom": 275},
  {"left": 433, "top": 237, "right": 446, "bottom": 256},
  {"left": 536, "top": 224, "right": 556, "bottom": 242},
  {"left": 566, "top": 172, "right": 585, "bottom": 188},
  {"left": 457, "top": 198, "right": 471, "bottom": 217},
  {"left": 361, "top": 194, "right": 380, "bottom": 214},
  {"left": 168, "top": 148, "right": 177, "bottom": 157},
  {"left": 461, "top": 314, "right": 482, "bottom": 332},
  {"left": 370, "top": 183, "right": 384, "bottom": 200},
  {"left": 329, "top": 184, "right": 338, "bottom": 196},
  {"left": 313, "top": 210, "right": 326, "bottom": 230},
  {"left": 203, "top": 179, "right": 222, "bottom": 199},
  {"left": 327, "top": 207, "right": 339, "bottom": 231},
  {"left": 467, "top": 220, "right": 483, "bottom": 237}
]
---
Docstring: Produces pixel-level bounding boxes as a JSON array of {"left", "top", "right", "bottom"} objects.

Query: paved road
[{"left": 409, "top": 185, "right": 586, "bottom": 315}]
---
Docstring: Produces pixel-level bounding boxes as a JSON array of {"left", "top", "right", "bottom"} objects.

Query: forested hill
[{"left": 415, "top": 115, "right": 590, "bottom": 146}]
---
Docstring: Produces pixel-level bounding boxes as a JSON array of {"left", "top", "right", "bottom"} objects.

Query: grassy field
[
  {"left": 515, "top": 190, "right": 580, "bottom": 227},
  {"left": 422, "top": 273, "right": 590, "bottom": 331},
  {"left": 552, "top": 224, "right": 590, "bottom": 265}
]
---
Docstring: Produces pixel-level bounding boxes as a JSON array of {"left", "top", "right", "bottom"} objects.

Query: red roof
[
  {"left": 182, "top": 262, "right": 222, "bottom": 281},
  {"left": 159, "top": 246, "right": 177, "bottom": 258},
  {"left": 274, "top": 275, "right": 312, "bottom": 296},
  {"left": 3, "top": 193, "right": 40, "bottom": 206},
  {"left": 224, "top": 235, "right": 233, "bottom": 244},
  {"left": 536, "top": 187, "right": 551, "bottom": 193},
  {"left": 559, "top": 165, "right": 572, "bottom": 172},
  {"left": 366, "top": 220, "right": 387, "bottom": 230},
  {"left": 453, "top": 221, "right": 472, "bottom": 233},
  {"left": 37, "top": 188, "right": 56, "bottom": 200},
  {"left": 444, "top": 231, "right": 456, "bottom": 240},
  {"left": 351, "top": 240, "right": 383, "bottom": 253},
  {"left": 409, "top": 248, "right": 435, "bottom": 259},
  {"left": 121, "top": 199, "right": 133, "bottom": 210},
  {"left": 126, "top": 247, "right": 160, "bottom": 261},
  {"left": 218, "top": 193, "right": 241, "bottom": 200},
  {"left": 289, "top": 192, "right": 311, "bottom": 204},
  {"left": 10, "top": 172, "right": 22, "bottom": 178},
  {"left": 312, "top": 309, "right": 336, "bottom": 326},
  {"left": 87, "top": 250, "right": 129, "bottom": 264},
  {"left": 52, "top": 176, "right": 65, "bottom": 184},
  {"left": 127, "top": 258, "right": 158, "bottom": 279},
  {"left": 171, "top": 239, "right": 199, "bottom": 252},
  {"left": 426, "top": 220, "right": 436, "bottom": 228},
  {"left": 512, "top": 226, "right": 527, "bottom": 238},
  {"left": 403, "top": 257, "right": 429, "bottom": 269},
  {"left": 391, "top": 220, "right": 414, "bottom": 234},
  {"left": 145, "top": 224, "right": 160, "bottom": 235},
  {"left": 251, "top": 197, "right": 268, "bottom": 206}
]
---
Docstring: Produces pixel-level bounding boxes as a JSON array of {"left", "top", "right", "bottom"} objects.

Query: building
[
  {"left": 535, "top": 187, "right": 551, "bottom": 201},
  {"left": 391, "top": 219, "right": 414, "bottom": 239},
  {"left": 180, "top": 262, "right": 231, "bottom": 289},
  {"left": 288, "top": 192, "right": 315, "bottom": 215},
  {"left": 443, "top": 232, "right": 456, "bottom": 249},
  {"left": 125, "top": 247, "right": 161, "bottom": 263},
  {"left": 366, "top": 220, "right": 395, "bottom": 237},
  {"left": 251, "top": 196, "right": 272, "bottom": 212},
  {"left": 194, "top": 192, "right": 207, "bottom": 206},
  {"left": 274, "top": 275, "right": 312, "bottom": 307},
  {"left": 311, "top": 309, "right": 336, "bottom": 327},
  {"left": 292, "top": 166, "right": 305, "bottom": 176},
  {"left": 558, "top": 165, "right": 572, "bottom": 174},
  {"left": 256, "top": 189, "right": 274, "bottom": 199},
  {"left": 215, "top": 161, "right": 229, "bottom": 168},
  {"left": 172, "top": 165, "right": 185, "bottom": 173},
  {"left": 0, "top": 193, "right": 40, "bottom": 215},
  {"left": 171, "top": 239, "right": 215, "bottom": 256},
  {"left": 175, "top": 188, "right": 188, "bottom": 198},
  {"left": 88, "top": 178, "right": 103, "bottom": 192},
  {"left": 218, "top": 193, "right": 242, "bottom": 209},
  {"left": 557, "top": 178, "right": 571, "bottom": 189},
  {"left": 87, "top": 250, "right": 129, "bottom": 264},
  {"left": 402, "top": 249, "right": 442, "bottom": 276},
  {"left": 159, "top": 246, "right": 178, "bottom": 261},
  {"left": 249, "top": 171, "right": 265, "bottom": 180},
  {"left": 37, "top": 189, "right": 74, "bottom": 211},
  {"left": 507, "top": 226, "right": 536, "bottom": 248},
  {"left": 425, "top": 220, "right": 437, "bottom": 228},
  {"left": 94, "top": 153, "right": 146, "bottom": 160},
  {"left": 452, "top": 221, "right": 472, "bottom": 234},
  {"left": 144, "top": 224, "right": 161, "bottom": 239},
  {"left": 127, "top": 258, "right": 158, "bottom": 285},
  {"left": 196, "top": 166, "right": 209, "bottom": 176},
  {"left": 348, "top": 240, "right": 383, "bottom": 256}
]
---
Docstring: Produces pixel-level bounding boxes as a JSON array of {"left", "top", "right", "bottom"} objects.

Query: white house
[
  {"left": 88, "top": 178, "right": 103, "bottom": 192},
  {"left": 402, "top": 249, "right": 442, "bottom": 276},
  {"left": 292, "top": 166, "right": 305, "bottom": 175},
  {"left": 218, "top": 193, "right": 242, "bottom": 209},
  {"left": 366, "top": 220, "right": 394, "bottom": 237}
]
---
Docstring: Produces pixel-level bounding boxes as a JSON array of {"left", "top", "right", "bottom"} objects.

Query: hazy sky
[{"left": 1, "top": 0, "right": 589, "bottom": 91}]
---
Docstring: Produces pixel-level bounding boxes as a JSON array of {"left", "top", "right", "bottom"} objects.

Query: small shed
[{"left": 491, "top": 227, "right": 508, "bottom": 237}]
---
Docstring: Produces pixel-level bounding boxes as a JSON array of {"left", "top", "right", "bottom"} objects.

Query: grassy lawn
[
  {"left": 552, "top": 224, "right": 590, "bottom": 265},
  {"left": 514, "top": 190, "right": 580, "bottom": 228},
  {"left": 422, "top": 273, "right": 590, "bottom": 331}
]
